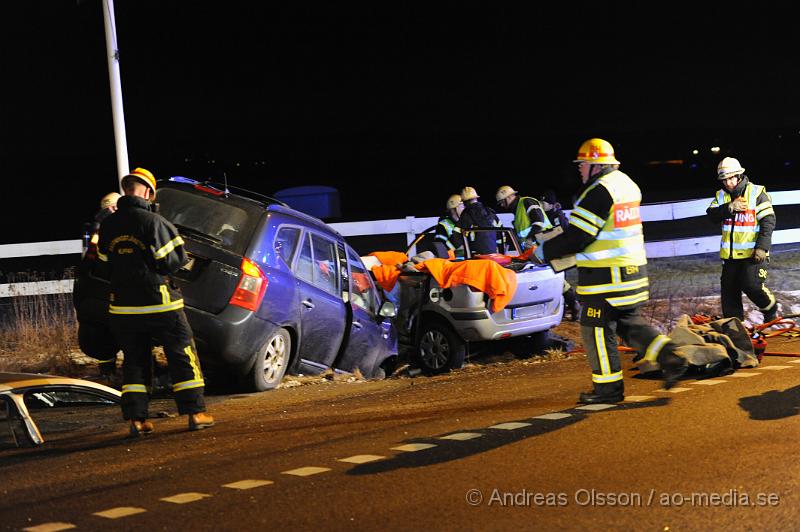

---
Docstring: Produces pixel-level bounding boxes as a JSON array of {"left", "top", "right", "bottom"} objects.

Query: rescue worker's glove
[
  {"left": 753, "top": 248, "right": 767, "bottom": 263},
  {"left": 729, "top": 197, "right": 748, "bottom": 213},
  {"left": 521, "top": 237, "right": 535, "bottom": 251}
]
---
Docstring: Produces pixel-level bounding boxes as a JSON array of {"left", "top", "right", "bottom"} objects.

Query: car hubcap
[
  {"left": 263, "top": 334, "right": 287, "bottom": 383},
  {"left": 420, "top": 330, "right": 449, "bottom": 369}
]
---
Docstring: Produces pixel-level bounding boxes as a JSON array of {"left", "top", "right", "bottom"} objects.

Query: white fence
[{"left": 3, "top": 191, "right": 800, "bottom": 297}]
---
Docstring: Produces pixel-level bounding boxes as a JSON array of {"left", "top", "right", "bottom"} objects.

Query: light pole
[{"left": 101, "top": 0, "right": 129, "bottom": 189}]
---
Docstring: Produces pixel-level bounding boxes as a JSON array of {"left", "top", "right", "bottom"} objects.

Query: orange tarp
[{"left": 367, "top": 252, "right": 518, "bottom": 313}]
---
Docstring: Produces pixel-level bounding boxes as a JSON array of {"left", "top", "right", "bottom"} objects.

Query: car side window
[
  {"left": 310, "top": 234, "right": 339, "bottom": 295},
  {"left": 347, "top": 247, "right": 377, "bottom": 313},
  {"left": 275, "top": 226, "right": 300, "bottom": 267},
  {"left": 296, "top": 233, "right": 314, "bottom": 284}
]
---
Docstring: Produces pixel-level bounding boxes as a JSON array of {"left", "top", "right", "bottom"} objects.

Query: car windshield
[{"left": 157, "top": 188, "right": 259, "bottom": 255}]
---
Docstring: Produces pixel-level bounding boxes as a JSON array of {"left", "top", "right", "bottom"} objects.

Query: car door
[
  {"left": 293, "top": 230, "right": 347, "bottom": 372},
  {"left": 335, "top": 245, "right": 397, "bottom": 377}
]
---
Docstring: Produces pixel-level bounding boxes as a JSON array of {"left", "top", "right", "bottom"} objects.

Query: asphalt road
[{"left": 2, "top": 343, "right": 800, "bottom": 531}]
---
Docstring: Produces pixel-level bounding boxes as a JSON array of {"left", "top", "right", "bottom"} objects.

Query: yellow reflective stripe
[
  {"left": 643, "top": 334, "right": 669, "bottom": 362},
  {"left": 97, "top": 251, "right": 109, "bottom": 262},
  {"left": 760, "top": 285, "right": 776, "bottom": 310},
  {"left": 595, "top": 327, "right": 611, "bottom": 376},
  {"left": 570, "top": 216, "right": 600, "bottom": 236},
  {"left": 592, "top": 370, "right": 623, "bottom": 384},
  {"left": 185, "top": 345, "right": 203, "bottom": 382},
  {"left": 611, "top": 267, "right": 621, "bottom": 285},
  {"left": 121, "top": 384, "right": 148, "bottom": 394},
  {"left": 756, "top": 207, "right": 775, "bottom": 220},
  {"left": 160, "top": 284, "right": 171, "bottom": 305},
  {"left": 572, "top": 206, "right": 605, "bottom": 228},
  {"left": 606, "top": 291, "right": 650, "bottom": 307},
  {"left": 173, "top": 379, "right": 205, "bottom": 392},
  {"left": 577, "top": 277, "right": 649, "bottom": 295},
  {"left": 153, "top": 236, "right": 185, "bottom": 260},
  {"left": 109, "top": 299, "right": 184, "bottom": 314}
]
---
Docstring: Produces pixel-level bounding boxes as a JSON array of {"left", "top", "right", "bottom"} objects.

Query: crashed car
[
  {"left": 0, "top": 372, "right": 120, "bottom": 447},
  {"left": 364, "top": 226, "right": 565, "bottom": 374}
]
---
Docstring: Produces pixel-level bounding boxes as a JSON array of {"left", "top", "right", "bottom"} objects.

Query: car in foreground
[
  {"left": 0, "top": 372, "right": 120, "bottom": 447},
  {"left": 375, "top": 226, "right": 564, "bottom": 374}
]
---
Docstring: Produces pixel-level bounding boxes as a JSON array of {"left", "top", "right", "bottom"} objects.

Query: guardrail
[{"left": 3, "top": 190, "right": 800, "bottom": 296}]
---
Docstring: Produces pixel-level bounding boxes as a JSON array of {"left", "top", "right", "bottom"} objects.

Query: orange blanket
[{"left": 368, "top": 252, "right": 518, "bottom": 313}]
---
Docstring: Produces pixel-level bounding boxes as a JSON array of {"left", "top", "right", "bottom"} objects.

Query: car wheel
[
  {"left": 416, "top": 321, "right": 466, "bottom": 374},
  {"left": 246, "top": 327, "right": 291, "bottom": 392}
]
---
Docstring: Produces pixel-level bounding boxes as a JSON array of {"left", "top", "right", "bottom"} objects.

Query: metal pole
[{"left": 102, "top": 0, "right": 129, "bottom": 189}]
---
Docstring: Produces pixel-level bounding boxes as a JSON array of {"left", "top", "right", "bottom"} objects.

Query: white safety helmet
[
  {"left": 717, "top": 157, "right": 745, "bottom": 180},
  {"left": 99, "top": 192, "right": 121, "bottom": 210},
  {"left": 461, "top": 186, "right": 479, "bottom": 201},
  {"left": 495, "top": 185, "right": 517, "bottom": 204},
  {"left": 446, "top": 194, "right": 463, "bottom": 210}
]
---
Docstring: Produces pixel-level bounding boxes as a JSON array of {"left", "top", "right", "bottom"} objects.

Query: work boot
[
  {"left": 128, "top": 419, "right": 154, "bottom": 438},
  {"left": 762, "top": 304, "right": 778, "bottom": 324},
  {"left": 188, "top": 412, "right": 215, "bottom": 431},
  {"left": 577, "top": 381, "right": 624, "bottom": 404},
  {"left": 657, "top": 348, "right": 689, "bottom": 390}
]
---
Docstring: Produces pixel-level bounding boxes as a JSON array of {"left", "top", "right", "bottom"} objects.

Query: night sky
[{"left": 4, "top": 2, "right": 800, "bottom": 244}]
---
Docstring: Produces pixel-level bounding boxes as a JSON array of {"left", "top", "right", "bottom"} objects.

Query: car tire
[
  {"left": 245, "top": 327, "right": 291, "bottom": 392},
  {"left": 415, "top": 320, "right": 466, "bottom": 374}
]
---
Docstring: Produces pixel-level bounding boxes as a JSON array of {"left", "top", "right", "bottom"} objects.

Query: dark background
[{"left": 4, "top": 2, "right": 800, "bottom": 245}]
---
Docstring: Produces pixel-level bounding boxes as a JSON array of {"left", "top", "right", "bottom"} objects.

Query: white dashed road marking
[
  {"left": 439, "top": 432, "right": 483, "bottom": 441},
  {"left": 691, "top": 380, "right": 727, "bottom": 385},
  {"left": 727, "top": 372, "right": 761, "bottom": 378},
  {"left": 223, "top": 480, "right": 274, "bottom": 490},
  {"left": 656, "top": 387, "right": 692, "bottom": 393},
  {"left": 160, "top": 492, "right": 211, "bottom": 504},
  {"left": 282, "top": 466, "right": 332, "bottom": 477},
  {"left": 759, "top": 365, "right": 794, "bottom": 370},
  {"left": 624, "top": 396, "right": 657, "bottom": 402},
  {"left": 23, "top": 524, "right": 76, "bottom": 532},
  {"left": 489, "top": 422, "right": 532, "bottom": 430},
  {"left": 337, "top": 454, "right": 386, "bottom": 464},
  {"left": 391, "top": 443, "right": 437, "bottom": 452},
  {"left": 533, "top": 412, "right": 573, "bottom": 420},
  {"left": 789, "top": 359, "right": 800, "bottom": 364},
  {"left": 93, "top": 507, "right": 147, "bottom": 519},
  {"left": 575, "top": 404, "right": 617, "bottom": 411}
]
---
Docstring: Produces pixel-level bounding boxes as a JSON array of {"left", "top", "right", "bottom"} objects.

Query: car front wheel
[
  {"left": 416, "top": 321, "right": 466, "bottom": 374},
  {"left": 245, "top": 327, "right": 291, "bottom": 392}
]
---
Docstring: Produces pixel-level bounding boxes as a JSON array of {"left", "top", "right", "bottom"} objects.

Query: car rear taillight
[{"left": 229, "top": 258, "right": 268, "bottom": 311}]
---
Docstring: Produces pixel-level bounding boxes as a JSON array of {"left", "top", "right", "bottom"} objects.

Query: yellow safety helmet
[
  {"left": 574, "top": 138, "right": 620, "bottom": 164},
  {"left": 717, "top": 157, "right": 745, "bottom": 180},
  {"left": 495, "top": 185, "right": 517, "bottom": 203},
  {"left": 446, "top": 194, "right": 463, "bottom": 210},
  {"left": 122, "top": 167, "right": 157, "bottom": 194},
  {"left": 99, "top": 192, "right": 121, "bottom": 210},
  {"left": 461, "top": 186, "right": 479, "bottom": 201}
]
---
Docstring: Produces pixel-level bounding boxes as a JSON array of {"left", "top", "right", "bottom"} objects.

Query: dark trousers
[
  {"left": 721, "top": 259, "right": 775, "bottom": 320},
  {"left": 580, "top": 299, "right": 673, "bottom": 389},
  {"left": 110, "top": 310, "right": 206, "bottom": 420}
]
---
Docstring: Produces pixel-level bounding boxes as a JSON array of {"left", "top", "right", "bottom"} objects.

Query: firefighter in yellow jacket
[
  {"left": 706, "top": 157, "right": 778, "bottom": 322},
  {"left": 534, "top": 138, "right": 688, "bottom": 403}
]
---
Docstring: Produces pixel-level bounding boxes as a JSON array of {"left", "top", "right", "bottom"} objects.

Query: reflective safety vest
[
  {"left": 710, "top": 183, "right": 774, "bottom": 260},
  {"left": 435, "top": 216, "right": 462, "bottom": 250},
  {"left": 570, "top": 170, "right": 649, "bottom": 308},
  {"left": 573, "top": 171, "right": 646, "bottom": 268},
  {"left": 513, "top": 197, "right": 553, "bottom": 240}
]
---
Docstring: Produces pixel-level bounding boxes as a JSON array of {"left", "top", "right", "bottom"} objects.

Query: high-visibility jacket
[
  {"left": 435, "top": 215, "right": 463, "bottom": 252},
  {"left": 543, "top": 168, "right": 649, "bottom": 308},
  {"left": 513, "top": 197, "right": 552, "bottom": 240},
  {"left": 709, "top": 182, "right": 774, "bottom": 259},
  {"left": 97, "top": 195, "right": 188, "bottom": 315}
]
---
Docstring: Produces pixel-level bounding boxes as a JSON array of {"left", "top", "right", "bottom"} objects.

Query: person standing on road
[
  {"left": 495, "top": 185, "right": 552, "bottom": 250},
  {"left": 539, "top": 189, "right": 580, "bottom": 322},
  {"left": 434, "top": 194, "right": 465, "bottom": 258},
  {"left": 534, "top": 138, "right": 688, "bottom": 404},
  {"left": 97, "top": 167, "right": 214, "bottom": 436},
  {"left": 457, "top": 186, "right": 502, "bottom": 255},
  {"left": 706, "top": 157, "right": 778, "bottom": 322}
]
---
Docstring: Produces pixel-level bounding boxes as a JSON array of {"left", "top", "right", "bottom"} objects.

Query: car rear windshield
[{"left": 157, "top": 188, "right": 260, "bottom": 255}]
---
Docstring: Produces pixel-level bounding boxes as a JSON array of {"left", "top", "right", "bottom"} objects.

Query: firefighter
[
  {"left": 539, "top": 189, "right": 580, "bottom": 321},
  {"left": 97, "top": 167, "right": 214, "bottom": 436},
  {"left": 457, "top": 186, "right": 502, "bottom": 255},
  {"left": 433, "top": 194, "right": 465, "bottom": 258},
  {"left": 495, "top": 185, "right": 552, "bottom": 250},
  {"left": 534, "top": 138, "right": 688, "bottom": 403},
  {"left": 706, "top": 157, "right": 778, "bottom": 322}
]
